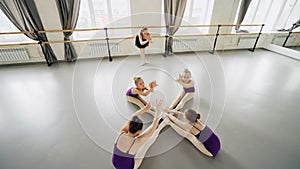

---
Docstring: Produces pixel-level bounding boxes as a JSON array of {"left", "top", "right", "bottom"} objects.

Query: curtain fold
[
  {"left": 235, "top": 0, "right": 252, "bottom": 32},
  {"left": 164, "top": 0, "right": 187, "bottom": 55},
  {"left": 290, "top": 18, "right": 300, "bottom": 31},
  {"left": 55, "top": 0, "right": 81, "bottom": 62},
  {"left": 0, "top": 0, "right": 57, "bottom": 66}
]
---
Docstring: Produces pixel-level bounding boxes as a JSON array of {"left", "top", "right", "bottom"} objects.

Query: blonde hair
[
  {"left": 140, "top": 27, "right": 148, "bottom": 33},
  {"left": 184, "top": 69, "right": 191, "bottom": 75},
  {"left": 140, "top": 27, "right": 148, "bottom": 38},
  {"left": 133, "top": 77, "right": 143, "bottom": 85}
]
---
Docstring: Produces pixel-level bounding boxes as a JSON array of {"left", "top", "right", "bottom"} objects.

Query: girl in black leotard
[{"left": 135, "top": 27, "right": 152, "bottom": 66}]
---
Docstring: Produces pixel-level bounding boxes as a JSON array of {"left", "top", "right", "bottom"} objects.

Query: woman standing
[{"left": 135, "top": 27, "right": 152, "bottom": 66}]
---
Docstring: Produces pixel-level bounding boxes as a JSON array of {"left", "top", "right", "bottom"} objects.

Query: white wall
[
  {"left": 130, "top": 0, "right": 162, "bottom": 27},
  {"left": 35, "top": 0, "right": 64, "bottom": 60},
  {"left": 210, "top": 0, "right": 240, "bottom": 34}
]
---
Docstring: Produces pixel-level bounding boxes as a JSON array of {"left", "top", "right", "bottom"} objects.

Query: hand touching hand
[
  {"left": 149, "top": 80, "right": 158, "bottom": 88},
  {"left": 176, "top": 74, "right": 183, "bottom": 82},
  {"left": 165, "top": 108, "right": 172, "bottom": 114},
  {"left": 143, "top": 102, "right": 151, "bottom": 111}
]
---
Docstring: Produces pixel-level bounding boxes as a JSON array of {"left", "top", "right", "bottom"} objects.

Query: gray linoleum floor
[{"left": 0, "top": 49, "right": 300, "bottom": 169}]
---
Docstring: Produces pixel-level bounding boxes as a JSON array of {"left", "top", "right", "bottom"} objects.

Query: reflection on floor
[{"left": 0, "top": 49, "right": 300, "bottom": 169}]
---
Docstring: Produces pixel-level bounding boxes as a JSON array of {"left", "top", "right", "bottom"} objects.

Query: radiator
[
  {"left": 238, "top": 37, "right": 257, "bottom": 47},
  {"left": 272, "top": 35, "right": 292, "bottom": 46},
  {"left": 88, "top": 42, "right": 120, "bottom": 55},
  {"left": 0, "top": 48, "right": 30, "bottom": 62},
  {"left": 173, "top": 39, "right": 197, "bottom": 50}
]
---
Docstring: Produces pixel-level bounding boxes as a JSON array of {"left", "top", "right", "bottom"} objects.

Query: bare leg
[
  {"left": 174, "top": 93, "right": 194, "bottom": 110},
  {"left": 140, "top": 48, "right": 145, "bottom": 66},
  {"left": 137, "top": 96, "right": 147, "bottom": 105},
  {"left": 127, "top": 96, "right": 155, "bottom": 116},
  {"left": 168, "top": 121, "right": 213, "bottom": 157},
  {"left": 169, "top": 91, "right": 185, "bottom": 109},
  {"left": 134, "top": 118, "right": 169, "bottom": 169},
  {"left": 127, "top": 96, "right": 146, "bottom": 109}
]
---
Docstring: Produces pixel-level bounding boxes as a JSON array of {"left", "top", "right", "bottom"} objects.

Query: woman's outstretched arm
[
  {"left": 138, "top": 100, "right": 163, "bottom": 140},
  {"left": 168, "top": 120, "right": 213, "bottom": 157},
  {"left": 134, "top": 118, "right": 169, "bottom": 169},
  {"left": 121, "top": 102, "right": 151, "bottom": 133}
]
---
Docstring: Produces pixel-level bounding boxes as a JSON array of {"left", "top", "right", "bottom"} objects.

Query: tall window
[
  {"left": 0, "top": 11, "right": 33, "bottom": 43},
  {"left": 235, "top": 0, "right": 300, "bottom": 32},
  {"left": 74, "top": 0, "right": 131, "bottom": 39},
  {"left": 275, "top": 0, "right": 300, "bottom": 31},
  {"left": 161, "top": 0, "right": 215, "bottom": 34}
]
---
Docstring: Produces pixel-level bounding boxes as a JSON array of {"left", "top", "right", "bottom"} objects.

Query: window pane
[
  {"left": 161, "top": 0, "right": 215, "bottom": 35},
  {"left": 235, "top": 0, "right": 299, "bottom": 32},
  {"left": 0, "top": 11, "right": 34, "bottom": 43},
  {"left": 276, "top": 0, "right": 300, "bottom": 30},
  {"left": 74, "top": 0, "right": 131, "bottom": 39}
]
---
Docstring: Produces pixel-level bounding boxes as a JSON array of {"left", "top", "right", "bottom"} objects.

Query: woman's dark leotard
[
  {"left": 112, "top": 133, "right": 137, "bottom": 169},
  {"left": 193, "top": 124, "right": 221, "bottom": 157}
]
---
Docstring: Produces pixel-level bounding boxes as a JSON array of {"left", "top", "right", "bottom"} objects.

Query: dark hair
[
  {"left": 129, "top": 116, "right": 143, "bottom": 134},
  {"left": 185, "top": 109, "right": 200, "bottom": 123}
]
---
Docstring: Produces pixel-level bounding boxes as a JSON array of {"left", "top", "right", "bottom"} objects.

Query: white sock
[{"left": 140, "top": 48, "right": 145, "bottom": 65}]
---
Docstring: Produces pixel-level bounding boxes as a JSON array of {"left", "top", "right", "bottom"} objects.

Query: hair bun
[
  {"left": 132, "top": 116, "right": 138, "bottom": 122},
  {"left": 184, "top": 69, "right": 191, "bottom": 74}
]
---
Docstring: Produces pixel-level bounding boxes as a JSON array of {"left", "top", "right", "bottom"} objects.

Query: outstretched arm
[
  {"left": 168, "top": 121, "right": 213, "bottom": 157},
  {"left": 138, "top": 100, "right": 163, "bottom": 140},
  {"left": 121, "top": 102, "right": 151, "bottom": 133},
  {"left": 166, "top": 109, "right": 184, "bottom": 116},
  {"left": 166, "top": 113, "right": 190, "bottom": 131},
  {"left": 134, "top": 118, "right": 168, "bottom": 169},
  {"left": 133, "top": 88, "right": 154, "bottom": 96},
  {"left": 177, "top": 79, "right": 194, "bottom": 88},
  {"left": 138, "top": 34, "right": 149, "bottom": 45}
]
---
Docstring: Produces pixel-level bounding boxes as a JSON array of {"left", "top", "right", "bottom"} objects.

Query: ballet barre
[{"left": 0, "top": 24, "right": 265, "bottom": 61}]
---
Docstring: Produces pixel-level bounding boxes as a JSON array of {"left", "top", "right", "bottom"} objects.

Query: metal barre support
[
  {"left": 164, "top": 34, "right": 169, "bottom": 57},
  {"left": 163, "top": 25, "right": 169, "bottom": 57},
  {"left": 104, "top": 28, "right": 112, "bottom": 62},
  {"left": 249, "top": 24, "right": 264, "bottom": 52},
  {"left": 209, "top": 24, "right": 221, "bottom": 54},
  {"left": 282, "top": 23, "right": 296, "bottom": 47}
]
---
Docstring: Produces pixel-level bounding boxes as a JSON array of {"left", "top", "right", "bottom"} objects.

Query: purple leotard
[
  {"left": 194, "top": 125, "right": 221, "bottom": 157},
  {"left": 183, "top": 86, "right": 195, "bottom": 93},
  {"left": 126, "top": 87, "right": 139, "bottom": 98},
  {"left": 112, "top": 133, "right": 137, "bottom": 169}
]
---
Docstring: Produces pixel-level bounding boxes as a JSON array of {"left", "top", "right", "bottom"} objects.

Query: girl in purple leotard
[
  {"left": 169, "top": 69, "right": 195, "bottom": 110},
  {"left": 112, "top": 101, "right": 169, "bottom": 169},
  {"left": 126, "top": 77, "right": 158, "bottom": 113},
  {"left": 166, "top": 109, "right": 221, "bottom": 157}
]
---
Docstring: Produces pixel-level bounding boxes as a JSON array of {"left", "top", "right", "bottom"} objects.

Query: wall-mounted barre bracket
[
  {"left": 104, "top": 27, "right": 112, "bottom": 62},
  {"left": 282, "top": 23, "right": 296, "bottom": 47},
  {"left": 209, "top": 24, "right": 221, "bottom": 54},
  {"left": 249, "top": 24, "right": 264, "bottom": 52},
  {"left": 163, "top": 34, "right": 169, "bottom": 57}
]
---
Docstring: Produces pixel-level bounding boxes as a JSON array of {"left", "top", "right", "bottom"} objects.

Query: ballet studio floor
[{"left": 0, "top": 48, "right": 300, "bottom": 169}]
